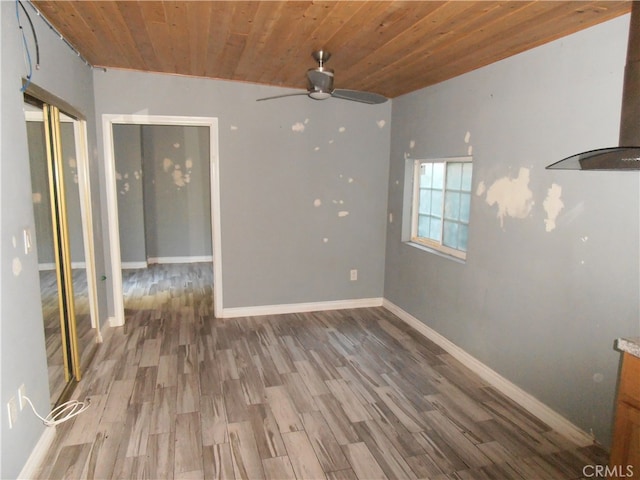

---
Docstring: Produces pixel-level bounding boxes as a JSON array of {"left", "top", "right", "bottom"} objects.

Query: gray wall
[
  {"left": 113, "top": 124, "right": 213, "bottom": 263},
  {"left": 142, "top": 125, "right": 212, "bottom": 259},
  {"left": 113, "top": 124, "right": 146, "bottom": 263},
  {"left": 93, "top": 70, "right": 391, "bottom": 308},
  {"left": 113, "top": 125, "right": 212, "bottom": 263},
  {"left": 384, "top": 14, "right": 639, "bottom": 447},
  {"left": 1, "top": 2, "right": 106, "bottom": 477}
]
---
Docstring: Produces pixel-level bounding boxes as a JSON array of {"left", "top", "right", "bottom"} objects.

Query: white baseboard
[
  {"left": 222, "top": 297, "right": 384, "bottom": 319},
  {"left": 18, "top": 425, "right": 57, "bottom": 480},
  {"left": 147, "top": 256, "right": 213, "bottom": 265},
  {"left": 121, "top": 261, "right": 148, "bottom": 269},
  {"left": 108, "top": 315, "right": 123, "bottom": 328},
  {"left": 38, "top": 261, "right": 86, "bottom": 271},
  {"left": 382, "top": 299, "right": 595, "bottom": 447},
  {"left": 96, "top": 316, "right": 111, "bottom": 343}
]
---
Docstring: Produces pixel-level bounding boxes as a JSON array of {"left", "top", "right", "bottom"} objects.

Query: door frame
[{"left": 102, "top": 114, "right": 223, "bottom": 324}]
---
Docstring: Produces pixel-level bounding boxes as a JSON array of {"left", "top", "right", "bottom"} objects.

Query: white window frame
[{"left": 410, "top": 156, "right": 472, "bottom": 260}]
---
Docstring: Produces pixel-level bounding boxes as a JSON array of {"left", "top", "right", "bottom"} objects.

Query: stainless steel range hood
[{"left": 547, "top": 2, "right": 640, "bottom": 171}]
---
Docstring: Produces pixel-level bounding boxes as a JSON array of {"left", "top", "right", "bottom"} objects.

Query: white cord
[{"left": 22, "top": 395, "right": 90, "bottom": 427}]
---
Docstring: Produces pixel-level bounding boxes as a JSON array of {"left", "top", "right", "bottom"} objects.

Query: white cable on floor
[{"left": 21, "top": 395, "right": 90, "bottom": 427}]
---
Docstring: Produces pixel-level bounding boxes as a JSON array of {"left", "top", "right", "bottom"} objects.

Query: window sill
[{"left": 404, "top": 241, "right": 466, "bottom": 264}]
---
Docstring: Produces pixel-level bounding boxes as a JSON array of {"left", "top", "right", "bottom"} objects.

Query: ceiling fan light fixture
[{"left": 308, "top": 90, "right": 332, "bottom": 100}]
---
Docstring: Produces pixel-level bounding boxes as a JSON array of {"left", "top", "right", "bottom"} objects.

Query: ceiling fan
[{"left": 256, "top": 51, "right": 388, "bottom": 105}]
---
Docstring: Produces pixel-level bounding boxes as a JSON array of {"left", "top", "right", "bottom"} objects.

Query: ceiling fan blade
[
  {"left": 331, "top": 89, "right": 388, "bottom": 104},
  {"left": 256, "top": 92, "right": 309, "bottom": 102}
]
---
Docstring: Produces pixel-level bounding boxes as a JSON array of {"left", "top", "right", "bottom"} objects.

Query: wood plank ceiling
[{"left": 31, "top": 1, "right": 631, "bottom": 99}]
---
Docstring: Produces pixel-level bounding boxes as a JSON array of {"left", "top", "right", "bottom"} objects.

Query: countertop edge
[{"left": 616, "top": 337, "right": 640, "bottom": 359}]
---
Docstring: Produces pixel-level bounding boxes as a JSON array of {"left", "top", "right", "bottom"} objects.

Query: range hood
[{"left": 547, "top": 2, "right": 640, "bottom": 171}]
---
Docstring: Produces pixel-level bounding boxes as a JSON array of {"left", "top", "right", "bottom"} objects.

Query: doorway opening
[{"left": 102, "top": 115, "right": 223, "bottom": 325}]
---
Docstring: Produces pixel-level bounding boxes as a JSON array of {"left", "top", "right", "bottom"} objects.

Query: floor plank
[{"left": 281, "top": 430, "right": 327, "bottom": 480}]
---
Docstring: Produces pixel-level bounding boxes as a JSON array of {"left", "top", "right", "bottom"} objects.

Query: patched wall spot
[
  {"left": 313, "top": 199, "right": 322, "bottom": 207},
  {"left": 377, "top": 120, "right": 386, "bottom": 129},
  {"left": 409, "top": 140, "right": 415, "bottom": 149},
  {"left": 230, "top": 125, "right": 238, "bottom": 131},
  {"left": 338, "top": 127, "right": 346, "bottom": 133},
  {"left": 173, "top": 166, "right": 186, "bottom": 187},
  {"left": 292, "top": 122, "right": 305, "bottom": 133},
  {"left": 338, "top": 211, "right": 349, "bottom": 217},
  {"left": 476, "top": 181, "right": 486, "bottom": 196},
  {"left": 464, "top": 131, "right": 471, "bottom": 143},
  {"left": 32, "top": 193, "right": 42, "bottom": 204},
  {"left": 12, "top": 257, "right": 22, "bottom": 276},
  {"left": 484, "top": 167, "right": 534, "bottom": 228},
  {"left": 543, "top": 183, "right": 564, "bottom": 232}
]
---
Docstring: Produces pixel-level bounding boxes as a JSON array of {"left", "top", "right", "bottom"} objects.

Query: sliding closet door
[
  {"left": 44, "top": 103, "right": 82, "bottom": 380},
  {"left": 26, "top": 97, "right": 91, "bottom": 405}
]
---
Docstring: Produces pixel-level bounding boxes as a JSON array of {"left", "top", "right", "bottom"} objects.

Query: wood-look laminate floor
[{"left": 35, "top": 263, "right": 608, "bottom": 479}]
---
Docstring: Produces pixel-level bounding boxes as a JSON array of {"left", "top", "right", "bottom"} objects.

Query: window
[{"left": 411, "top": 157, "right": 472, "bottom": 259}]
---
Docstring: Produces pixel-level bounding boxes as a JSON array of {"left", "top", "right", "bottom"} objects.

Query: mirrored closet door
[{"left": 24, "top": 93, "right": 98, "bottom": 407}]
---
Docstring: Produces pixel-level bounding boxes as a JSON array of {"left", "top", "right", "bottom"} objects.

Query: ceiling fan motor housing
[{"left": 307, "top": 68, "right": 334, "bottom": 95}]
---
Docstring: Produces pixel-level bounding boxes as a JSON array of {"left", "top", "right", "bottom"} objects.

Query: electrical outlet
[
  {"left": 7, "top": 397, "right": 18, "bottom": 429},
  {"left": 350, "top": 269, "right": 358, "bottom": 281},
  {"left": 18, "top": 384, "right": 26, "bottom": 411}
]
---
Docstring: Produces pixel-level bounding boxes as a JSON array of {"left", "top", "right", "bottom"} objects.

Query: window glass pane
[
  {"left": 446, "top": 162, "right": 462, "bottom": 190},
  {"left": 418, "top": 214, "right": 430, "bottom": 238},
  {"left": 444, "top": 191, "right": 460, "bottom": 220},
  {"left": 461, "top": 163, "right": 473, "bottom": 191},
  {"left": 432, "top": 162, "right": 444, "bottom": 189},
  {"left": 459, "top": 192, "right": 471, "bottom": 222},
  {"left": 443, "top": 220, "right": 459, "bottom": 249},
  {"left": 431, "top": 189, "right": 442, "bottom": 217},
  {"left": 458, "top": 224, "right": 469, "bottom": 252},
  {"left": 412, "top": 158, "right": 472, "bottom": 257},
  {"left": 420, "top": 163, "right": 433, "bottom": 188},
  {"left": 419, "top": 188, "right": 432, "bottom": 214},
  {"left": 429, "top": 217, "right": 441, "bottom": 241}
]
